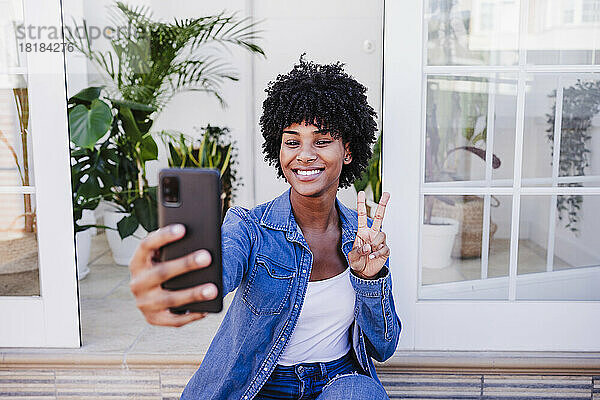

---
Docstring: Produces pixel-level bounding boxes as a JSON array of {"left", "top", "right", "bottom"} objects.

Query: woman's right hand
[{"left": 128, "top": 224, "right": 218, "bottom": 327}]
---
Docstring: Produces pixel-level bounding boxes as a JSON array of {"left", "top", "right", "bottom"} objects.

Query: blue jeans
[{"left": 254, "top": 352, "right": 389, "bottom": 400}]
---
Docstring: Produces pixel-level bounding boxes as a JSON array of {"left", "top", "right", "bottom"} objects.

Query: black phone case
[{"left": 158, "top": 168, "right": 223, "bottom": 313}]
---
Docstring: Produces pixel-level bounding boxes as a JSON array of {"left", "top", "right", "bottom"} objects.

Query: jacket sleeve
[
  {"left": 349, "top": 259, "right": 402, "bottom": 362},
  {"left": 221, "top": 206, "right": 255, "bottom": 296}
]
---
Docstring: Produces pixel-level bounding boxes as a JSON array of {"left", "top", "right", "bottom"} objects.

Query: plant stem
[{"left": 15, "top": 89, "right": 33, "bottom": 232}]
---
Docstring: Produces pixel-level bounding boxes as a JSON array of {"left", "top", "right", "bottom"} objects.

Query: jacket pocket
[{"left": 242, "top": 253, "right": 296, "bottom": 316}]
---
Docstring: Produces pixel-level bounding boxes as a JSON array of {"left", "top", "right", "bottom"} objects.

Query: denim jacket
[{"left": 181, "top": 188, "right": 401, "bottom": 400}]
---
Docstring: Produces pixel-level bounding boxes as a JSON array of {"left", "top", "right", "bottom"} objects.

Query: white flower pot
[
  {"left": 75, "top": 209, "right": 96, "bottom": 280},
  {"left": 75, "top": 229, "right": 91, "bottom": 280},
  {"left": 104, "top": 210, "right": 148, "bottom": 266},
  {"left": 422, "top": 217, "right": 459, "bottom": 269}
]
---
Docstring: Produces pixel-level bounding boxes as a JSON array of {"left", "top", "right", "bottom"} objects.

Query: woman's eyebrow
[{"left": 282, "top": 129, "right": 330, "bottom": 135}]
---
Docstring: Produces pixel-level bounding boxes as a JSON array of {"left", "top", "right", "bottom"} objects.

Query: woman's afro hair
[{"left": 259, "top": 55, "right": 378, "bottom": 189}]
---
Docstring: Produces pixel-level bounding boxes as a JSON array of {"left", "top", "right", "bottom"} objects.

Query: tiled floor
[
  {"left": 422, "top": 238, "right": 573, "bottom": 286},
  {"left": 75, "top": 233, "right": 233, "bottom": 356}
]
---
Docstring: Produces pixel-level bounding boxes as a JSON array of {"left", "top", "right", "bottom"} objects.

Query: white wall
[
  {"left": 251, "top": 0, "right": 383, "bottom": 208},
  {"left": 65, "top": 0, "right": 383, "bottom": 210}
]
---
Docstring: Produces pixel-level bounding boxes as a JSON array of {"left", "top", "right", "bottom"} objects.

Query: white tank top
[{"left": 278, "top": 267, "right": 356, "bottom": 365}]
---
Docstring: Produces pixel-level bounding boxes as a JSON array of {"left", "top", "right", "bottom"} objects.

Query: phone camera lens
[{"left": 162, "top": 175, "right": 180, "bottom": 204}]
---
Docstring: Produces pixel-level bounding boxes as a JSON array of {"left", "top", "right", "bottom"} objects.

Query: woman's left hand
[{"left": 348, "top": 191, "right": 391, "bottom": 279}]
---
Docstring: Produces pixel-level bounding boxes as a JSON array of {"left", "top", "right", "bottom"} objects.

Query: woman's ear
[{"left": 343, "top": 142, "right": 352, "bottom": 165}]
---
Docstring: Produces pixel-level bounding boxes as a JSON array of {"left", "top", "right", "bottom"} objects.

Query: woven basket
[
  {"left": 431, "top": 195, "right": 498, "bottom": 259},
  {"left": 0, "top": 233, "right": 38, "bottom": 274}
]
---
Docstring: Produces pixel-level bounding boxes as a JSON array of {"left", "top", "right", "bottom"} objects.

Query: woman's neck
[{"left": 289, "top": 187, "right": 339, "bottom": 233}]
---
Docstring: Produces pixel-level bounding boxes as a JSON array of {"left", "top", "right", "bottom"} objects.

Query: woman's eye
[
  {"left": 285, "top": 140, "right": 299, "bottom": 146},
  {"left": 316, "top": 140, "right": 332, "bottom": 146}
]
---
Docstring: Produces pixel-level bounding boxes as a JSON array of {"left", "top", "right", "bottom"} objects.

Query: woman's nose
[{"left": 296, "top": 146, "right": 317, "bottom": 163}]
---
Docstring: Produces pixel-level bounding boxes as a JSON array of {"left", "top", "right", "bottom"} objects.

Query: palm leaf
[{"left": 69, "top": 2, "right": 264, "bottom": 113}]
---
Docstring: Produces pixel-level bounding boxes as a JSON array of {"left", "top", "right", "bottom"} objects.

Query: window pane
[
  {"left": 527, "top": 0, "right": 600, "bottom": 65},
  {"left": 487, "top": 195, "right": 512, "bottom": 278},
  {"left": 490, "top": 75, "right": 517, "bottom": 184},
  {"left": 420, "top": 194, "right": 510, "bottom": 300},
  {"left": 426, "top": 76, "right": 489, "bottom": 183},
  {"left": 425, "top": 75, "right": 516, "bottom": 185},
  {"left": 0, "top": 193, "right": 39, "bottom": 296},
  {"left": 522, "top": 75, "right": 560, "bottom": 182},
  {"left": 0, "top": 79, "right": 35, "bottom": 188},
  {"left": 517, "top": 196, "right": 552, "bottom": 276},
  {"left": 517, "top": 195, "right": 600, "bottom": 300},
  {"left": 557, "top": 77, "right": 600, "bottom": 187},
  {"left": 0, "top": 0, "right": 26, "bottom": 69},
  {"left": 425, "top": 0, "right": 520, "bottom": 66},
  {"left": 522, "top": 74, "right": 600, "bottom": 187}
]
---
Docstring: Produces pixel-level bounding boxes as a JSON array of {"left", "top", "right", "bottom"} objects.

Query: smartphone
[{"left": 158, "top": 168, "right": 223, "bottom": 314}]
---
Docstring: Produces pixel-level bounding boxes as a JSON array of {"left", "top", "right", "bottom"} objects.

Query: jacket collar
[{"left": 259, "top": 188, "right": 357, "bottom": 245}]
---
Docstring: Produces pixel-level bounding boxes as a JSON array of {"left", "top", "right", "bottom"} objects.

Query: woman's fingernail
[
  {"left": 195, "top": 251, "right": 209, "bottom": 265},
  {"left": 171, "top": 224, "right": 184, "bottom": 235},
  {"left": 369, "top": 254, "right": 375, "bottom": 260},
  {"left": 202, "top": 285, "right": 217, "bottom": 298}
]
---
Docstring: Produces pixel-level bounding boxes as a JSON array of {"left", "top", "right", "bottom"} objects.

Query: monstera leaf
[
  {"left": 69, "top": 99, "right": 113, "bottom": 149},
  {"left": 68, "top": 86, "right": 103, "bottom": 105}
]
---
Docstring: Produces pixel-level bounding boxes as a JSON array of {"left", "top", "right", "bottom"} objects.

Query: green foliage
[
  {"left": 69, "top": 87, "right": 157, "bottom": 237},
  {"left": 546, "top": 80, "right": 600, "bottom": 233},
  {"left": 68, "top": 100, "right": 113, "bottom": 149},
  {"left": 66, "top": 2, "right": 264, "bottom": 111},
  {"left": 160, "top": 125, "right": 240, "bottom": 214},
  {"left": 354, "top": 133, "right": 382, "bottom": 203},
  {"left": 67, "top": 2, "right": 264, "bottom": 238},
  {"left": 71, "top": 141, "right": 120, "bottom": 232}
]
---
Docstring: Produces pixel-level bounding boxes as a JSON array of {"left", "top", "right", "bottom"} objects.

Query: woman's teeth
[{"left": 297, "top": 169, "right": 321, "bottom": 176}]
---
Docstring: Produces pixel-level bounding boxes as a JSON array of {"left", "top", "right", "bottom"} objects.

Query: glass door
[
  {"left": 0, "top": 0, "right": 79, "bottom": 347},
  {"left": 384, "top": 0, "right": 600, "bottom": 350}
]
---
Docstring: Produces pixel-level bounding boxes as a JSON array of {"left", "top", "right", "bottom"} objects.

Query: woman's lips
[{"left": 293, "top": 168, "right": 324, "bottom": 182}]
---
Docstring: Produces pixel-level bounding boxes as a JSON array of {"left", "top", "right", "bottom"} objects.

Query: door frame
[{"left": 0, "top": 0, "right": 80, "bottom": 347}]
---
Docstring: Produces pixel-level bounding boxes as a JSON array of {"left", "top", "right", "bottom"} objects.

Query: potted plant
[
  {"left": 67, "top": 2, "right": 264, "bottom": 265},
  {"left": 0, "top": 83, "right": 35, "bottom": 233},
  {"left": 160, "top": 125, "right": 240, "bottom": 217},
  {"left": 546, "top": 79, "right": 600, "bottom": 234},
  {"left": 0, "top": 80, "right": 44, "bottom": 278},
  {"left": 422, "top": 86, "right": 501, "bottom": 268},
  {"left": 68, "top": 86, "right": 156, "bottom": 265},
  {"left": 422, "top": 128, "right": 460, "bottom": 269}
]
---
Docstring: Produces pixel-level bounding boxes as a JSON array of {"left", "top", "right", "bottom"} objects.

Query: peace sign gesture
[{"left": 348, "top": 191, "right": 391, "bottom": 279}]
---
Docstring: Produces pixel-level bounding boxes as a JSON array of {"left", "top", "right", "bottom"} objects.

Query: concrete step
[
  {"left": 0, "top": 361, "right": 598, "bottom": 399},
  {"left": 1, "top": 351, "right": 599, "bottom": 399}
]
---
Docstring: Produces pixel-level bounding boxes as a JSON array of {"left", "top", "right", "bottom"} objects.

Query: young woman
[{"left": 128, "top": 57, "right": 401, "bottom": 399}]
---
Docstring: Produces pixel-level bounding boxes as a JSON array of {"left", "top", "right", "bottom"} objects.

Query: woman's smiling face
[{"left": 279, "top": 121, "right": 352, "bottom": 197}]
